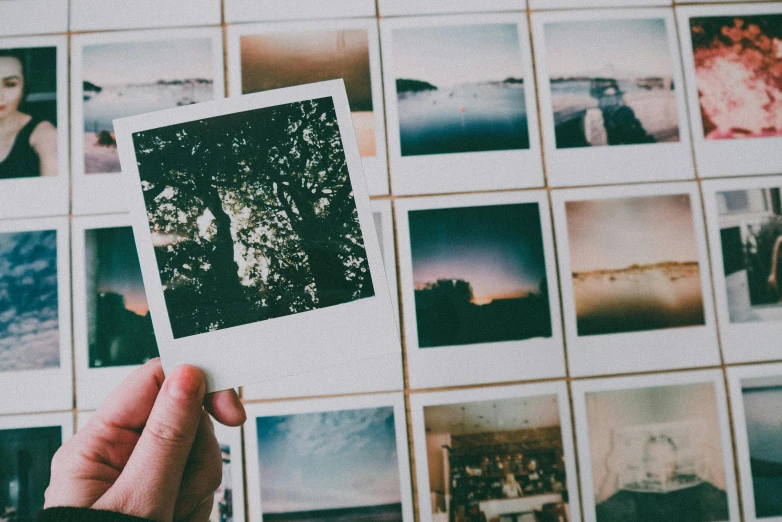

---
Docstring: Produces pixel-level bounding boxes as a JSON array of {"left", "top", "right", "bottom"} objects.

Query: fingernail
[{"left": 168, "top": 366, "right": 205, "bottom": 400}]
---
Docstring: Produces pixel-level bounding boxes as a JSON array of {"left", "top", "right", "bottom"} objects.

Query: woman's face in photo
[{"left": 0, "top": 56, "right": 24, "bottom": 120}]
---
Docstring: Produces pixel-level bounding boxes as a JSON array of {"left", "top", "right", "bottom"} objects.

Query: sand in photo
[
  {"left": 392, "top": 23, "right": 529, "bottom": 156},
  {"left": 409, "top": 202, "right": 551, "bottom": 348},
  {"left": 423, "top": 395, "right": 572, "bottom": 521},
  {"left": 544, "top": 18, "right": 679, "bottom": 149},
  {"left": 240, "top": 30, "right": 376, "bottom": 157},
  {"left": 586, "top": 383, "right": 729, "bottom": 522},
  {"left": 0, "top": 230, "right": 60, "bottom": 372},
  {"left": 255, "top": 406, "right": 403, "bottom": 521},
  {"left": 716, "top": 187, "right": 782, "bottom": 323},
  {"left": 81, "top": 38, "right": 216, "bottom": 174},
  {"left": 689, "top": 14, "right": 782, "bottom": 140}
]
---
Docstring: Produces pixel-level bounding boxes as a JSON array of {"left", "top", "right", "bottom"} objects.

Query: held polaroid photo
[
  {"left": 572, "top": 370, "right": 740, "bottom": 522},
  {"left": 0, "top": 0, "right": 67, "bottom": 36},
  {"left": 552, "top": 182, "right": 719, "bottom": 377},
  {"left": 727, "top": 363, "right": 782, "bottom": 522},
  {"left": 70, "top": 0, "right": 221, "bottom": 32},
  {"left": 114, "top": 80, "right": 400, "bottom": 393},
  {"left": 0, "top": 217, "right": 72, "bottom": 415},
  {"left": 71, "top": 214, "right": 160, "bottom": 410},
  {"left": 71, "top": 27, "right": 225, "bottom": 216},
  {"left": 380, "top": 13, "right": 544, "bottom": 196},
  {"left": 227, "top": 18, "right": 389, "bottom": 195},
  {"left": 243, "top": 393, "right": 414, "bottom": 522},
  {"left": 409, "top": 382, "right": 582, "bottom": 522},
  {"left": 677, "top": 4, "right": 782, "bottom": 178},
  {"left": 224, "top": 0, "right": 376, "bottom": 23},
  {"left": 0, "top": 412, "right": 73, "bottom": 522},
  {"left": 702, "top": 176, "right": 782, "bottom": 364},
  {"left": 395, "top": 190, "right": 565, "bottom": 390},
  {"left": 242, "top": 198, "right": 402, "bottom": 401},
  {"left": 0, "top": 35, "right": 69, "bottom": 220},
  {"left": 531, "top": 9, "right": 693, "bottom": 187},
  {"left": 377, "top": 0, "right": 524, "bottom": 17}
]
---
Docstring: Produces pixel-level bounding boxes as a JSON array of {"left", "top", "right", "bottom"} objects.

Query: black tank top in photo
[{"left": 0, "top": 117, "right": 43, "bottom": 179}]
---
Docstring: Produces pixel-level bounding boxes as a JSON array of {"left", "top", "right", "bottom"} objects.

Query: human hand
[{"left": 44, "top": 358, "right": 246, "bottom": 522}]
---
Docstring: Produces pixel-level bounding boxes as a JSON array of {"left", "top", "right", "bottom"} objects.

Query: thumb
[{"left": 93, "top": 365, "right": 206, "bottom": 522}]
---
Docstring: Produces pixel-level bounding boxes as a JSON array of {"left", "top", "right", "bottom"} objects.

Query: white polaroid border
[
  {"left": 69, "top": 0, "right": 221, "bottom": 32},
  {"left": 0, "top": 411, "right": 74, "bottom": 446},
  {"left": 380, "top": 13, "right": 544, "bottom": 196},
  {"left": 114, "top": 80, "right": 400, "bottom": 393},
  {"left": 0, "top": 35, "right": 69, "bottom": 220},
  {"left": 243, "top": 393, "right": 414, "bottom": 522},
  {"left": 727, "top": 363, "right": 782, "bottom": 522},
  {"left": 552, "top": 182, "right": 719, "bottom": 377},
  {"left": 71, "top": 27, "right": 225, "bottom": 216},
  {"left": 396, "top": 190, "right": 565, "bottom": 390},
  {"left": 531, "top": 8, "right": 694, "bottom": 187},
  {"left": 410, "top": 382, "right": 581, "bottom": 522},
  {"left": 372, "top": 199, "right": 400, "bottom": 323},
  {"left": 378, "top": 0, "right": 525, "bottom": 17},
  {"left": 227, "top": 18, "right": 389, "bottom": 196},
  {"left": 0, "top": 0, "right": 68, "bottom": 36},
  {"left": 225, "top": 0, "right": 376, "bottom": 23},
  {"left": 677, "top": 3, "right": 782, "bottom": 178},
  {"left": 0, "top": 217, "right": 72, "bottom": 415},
  {"left": 530, "top": 0, "right": 670, "bottom": 9},
  {"left": 702, "top": 176, "right": 782, "bottom": 364},
  {"left": 572, "top": 370, "right": 741, "bottom": 522}
]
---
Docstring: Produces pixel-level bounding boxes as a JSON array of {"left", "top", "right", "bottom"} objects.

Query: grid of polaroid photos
[{"left": 1, "top": 0, "right": 781, "bottom": 521}]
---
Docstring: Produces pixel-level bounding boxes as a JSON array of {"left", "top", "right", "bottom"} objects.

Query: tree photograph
[{"left": 132, "top": 97, "right": 374, "bottom": 339}]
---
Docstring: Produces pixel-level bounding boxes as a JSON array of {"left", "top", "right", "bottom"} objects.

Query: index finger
[{"left": 92, "top": 358, "right": 166, "bottom": 432}]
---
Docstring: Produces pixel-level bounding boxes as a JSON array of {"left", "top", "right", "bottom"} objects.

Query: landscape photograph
[
  {"left": 85, "top": 226, "right": 158, "bottom": 368},
  {"left": 392, "top": 23, "right": 530, "bottom": 156},
  {"left": 566, "top": 194, "right": 706, "bottom": 336},
  {"left": 543, "top": 18, "right": 679, "bottom": 148},
  {"left": 132, "top": 97, "right": 374, "bottom": 339},
  {"left": 255, "top": 407, "right": 403, "bottom": 522},
  {"left": 716, "top": 187, "right": 782, "bottom": 323},
  {"left": 408, "top": 202, "right": 551, "bottom": 348},
  {"left": 240, "top": 29, "right": 376, "bottom": 157},
  {"left": 690, "top": 14, "right": 782, "bottom": 140},
  {"left": 81, "top": 37, "right": 216, "bottom": 174},
  {"left": 0, "top": 230, "right": 60, "bottom": 373}
]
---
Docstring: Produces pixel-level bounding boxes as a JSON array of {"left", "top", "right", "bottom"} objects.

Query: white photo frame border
[
  {"left": 377, "top": 0, "right": 525, "bottom": 17},
  {"left": 531, "top": 8, "right": 694, "bottom": 187},
  {"left": 224, "top": 0, "right": 376, "bottom": 23},
  {"left": 69, "top": 0, "right": 221, "bottom": 32},
  {"left": 0, "top": 0, "right": 68, "bottom": 36},
  {"left": 380, "top": 13, "right": 544, "bottom": 196},
  {"left": 529, "top": 0, "right": 671, "bottom": 10},
  {"left": 395, "top": 190, "right": 566, "bottom": 389},
  {"left": 0, "top": 411, "right": 74, "bottom": 445},
  {"left": 70, "top": 27, "right": 226, "bottom": 216}
]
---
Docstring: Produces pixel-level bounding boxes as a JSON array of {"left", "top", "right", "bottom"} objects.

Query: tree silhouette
[{"left": 133, "top": 97, "right": 374, "bottom": 338}]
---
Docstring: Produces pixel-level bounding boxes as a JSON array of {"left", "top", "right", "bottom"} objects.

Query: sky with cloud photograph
[{"left": 256, "top": 406, "right": 401, "bottom": 514}]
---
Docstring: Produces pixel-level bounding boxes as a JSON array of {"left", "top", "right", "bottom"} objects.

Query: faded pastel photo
[
  {"left": 255, "top": 407, "right": 403, "bottom": 522},
  {"left": 393, "top": 23, "right": 530, "bottom": 156},
  {"left": 81, "top": 37, "right": 216, "bottom": 174},
  {"left": 544, "top": 18, "right": 679, "bottom": 149}
]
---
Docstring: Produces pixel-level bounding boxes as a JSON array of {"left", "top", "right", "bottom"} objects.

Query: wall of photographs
[{"left": 0, "top": 0, "right": 781, "bottom": 521}]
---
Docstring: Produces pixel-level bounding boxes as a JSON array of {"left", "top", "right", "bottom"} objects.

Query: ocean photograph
[
  {"left": 240, "top": 29, "right": 376, "bottom": 157},
  {"left": 81, "top": 38, "right": 216, "bottom": 174},
  {"left": 544, "top": 18, "right": 679, "bottom": 148},
  {"left": 0, "top": 230, "right": 59, "bottom": 373},
  {"left": 566, "top": 195, "right": 705, "bottom": 336},
  {"left": 392, "top": 23, "right": 529, "bottom": 156},
  {"left": 255, "top": 407, "right": 403, "bottom": 522},
  {"left": 409, "top": 202, "right": 551, "bottom": 348}
]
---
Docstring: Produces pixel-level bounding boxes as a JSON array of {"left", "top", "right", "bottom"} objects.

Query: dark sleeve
[{"left": 37, "top": 507, "right": 155, "bottom": 522}]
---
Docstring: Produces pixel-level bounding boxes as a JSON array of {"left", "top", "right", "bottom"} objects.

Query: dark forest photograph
[{"left": 132, "top": 97, "right": 374, "bottom": 339}]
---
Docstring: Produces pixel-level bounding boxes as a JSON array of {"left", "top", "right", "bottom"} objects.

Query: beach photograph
[
  {"left": 392, "top": 23, "right": 530, "bottom": 156},
  {"left": 81, "top": 37, "right": 216, "bottom": 174},
  {"left": 543, "top": 18, "right": 679, "bottom": 149},
  {"left": 85, "top": 226, "right": 158, "bottom": 368},
  {"left": 716, "top": 187, "right": 782, "bottom": 323},
  {"left": 240, "top": 29, "right": 376, "bottom": 157},
  {"left": 690, "top": 14, "right": 782, "bottom": 140},
  {"left": 409, "top": 202, "right": 551, "bottom": 348},
  {"left": 255, "top": 406, "right": 404, "bottom": 522},
  {"left": 566, "top": 194, "right": 705, "bottom": 336},
  {"left": 0, "top": 230, "right": 60, "bottom": 373}
]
